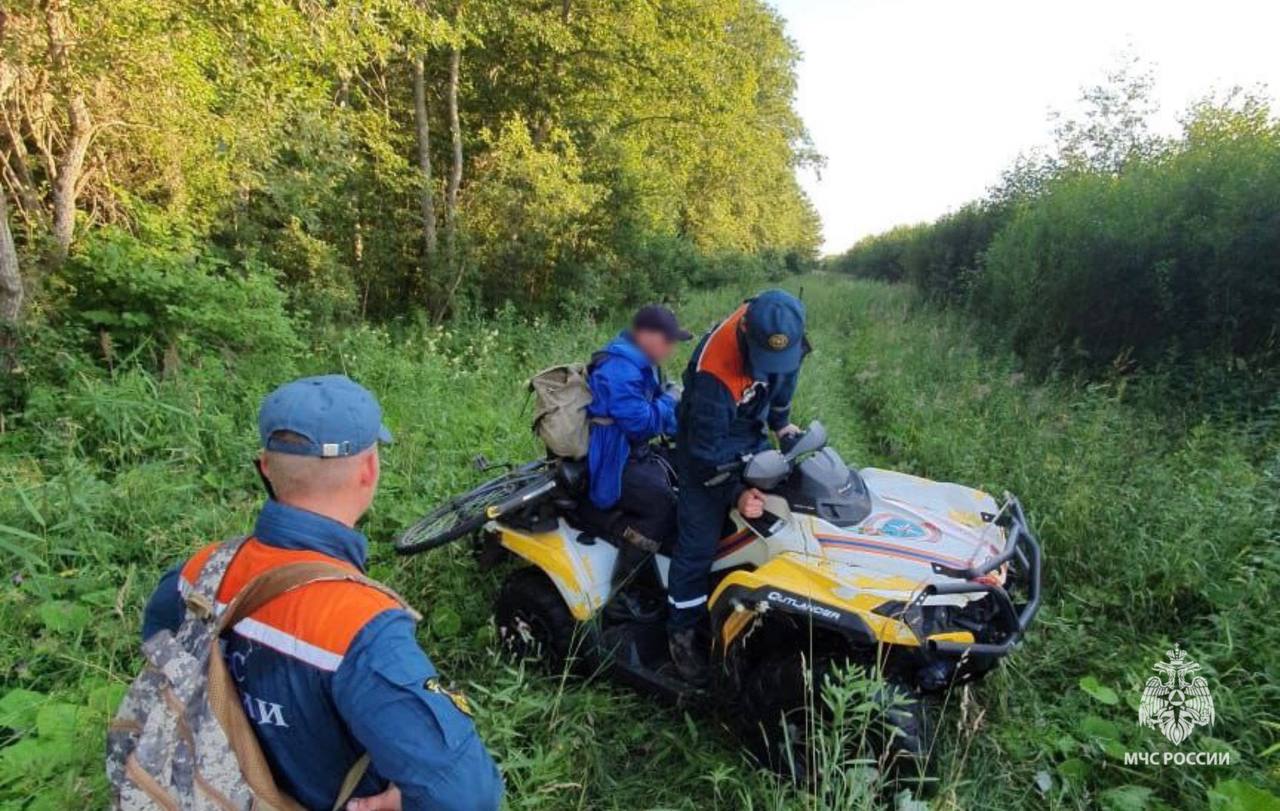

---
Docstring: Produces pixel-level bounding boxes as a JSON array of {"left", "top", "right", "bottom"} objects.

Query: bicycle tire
[{"left": 395, "top": 461, "right": 554, "bottom": 555}]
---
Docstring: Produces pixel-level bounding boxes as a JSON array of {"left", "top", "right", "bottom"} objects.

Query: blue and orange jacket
[
  {"left": 585, "top": 331, "right": 678, "bottom": 509},
  {"left": 142, "top": 499, "right": 503, "bottom": 811},
  {"left": 676, "top": 303, "right": 800, "bottom": 481}
]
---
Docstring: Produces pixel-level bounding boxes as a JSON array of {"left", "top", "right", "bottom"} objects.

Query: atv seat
[
  {"left": 550, "top": 460, "right": 621, "bottom": 542},
  {"left": 558, "top": 459, "right": 677, "bottom": 556}
]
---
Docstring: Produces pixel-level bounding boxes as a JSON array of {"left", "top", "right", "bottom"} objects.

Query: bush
[
  {"left": 47, "top": 229, "right": 300, "bottom": 374},
  {"left": 828, "top": 223, "right": 921, "bottom": 283},
  {"left": 977, "top": 122, "right": 1280, "bottom": 374},
  {"left": 550, "top": 231, "right": 699, "bottom": 319},
  {"left": 831, "top": 99, "right": 1280, "bottom": 391}
]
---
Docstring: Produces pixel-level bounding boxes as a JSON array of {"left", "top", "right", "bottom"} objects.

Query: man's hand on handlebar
[
  {"left": 737, "top": 488, "right": 766, "bottom": 519},
  {"left": 775, "top": 423, "right": 802, "bottom": 454}
]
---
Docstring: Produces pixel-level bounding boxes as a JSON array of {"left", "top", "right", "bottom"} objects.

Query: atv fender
[
  {"left": 496, "top": 520, "right": 614, "bottom": 620},
  {"left": 709, "top": 553, "right": 926, "bottom": 652}
]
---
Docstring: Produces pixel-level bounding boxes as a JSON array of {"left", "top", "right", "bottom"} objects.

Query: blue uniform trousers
[{"left": 666, "top": 468, "right": 737, "bottom": 631}]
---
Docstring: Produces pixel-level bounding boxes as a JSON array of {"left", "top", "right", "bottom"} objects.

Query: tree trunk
[
  {"left": 435, "top": 46, "right": 464, "bottom": 322},
  {"left": 42, "top": 0, "right": 90, "bottom": 267},
  {"left": 443, "top": 46, "right": 462, "bottom": 267},
  {"left": 48, "top": 92, "right": 90, "bottom": 266},
  {"left": 0, "top": 186, "right": 21, "bottom": 324},
  {"left": 411, "top": 56, "right": 437, "bottom": 269}
]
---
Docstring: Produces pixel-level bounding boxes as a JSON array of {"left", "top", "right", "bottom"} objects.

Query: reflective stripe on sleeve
[
  {"left": 668, "top": 594, "right": 708, "bottom": 610},
  {"left": 177, "top": 579, "right": 345, "bottom": 671}
]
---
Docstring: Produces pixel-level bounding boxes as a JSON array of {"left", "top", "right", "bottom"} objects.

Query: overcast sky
[{"left": 768, "top": 0, "right": 1280, "bottom": 254}]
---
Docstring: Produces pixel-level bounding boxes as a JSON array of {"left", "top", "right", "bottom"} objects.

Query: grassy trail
[{"left": 2, "top": 276, "right": 1276, "bottom": 810}]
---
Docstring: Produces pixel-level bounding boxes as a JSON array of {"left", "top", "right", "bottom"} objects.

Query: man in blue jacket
[
  {"left": 584, "top": 305, "right": 691, "bottom": 589},
  {"left": 142, "top": 375, "right": 503, "bottom": 811},
  {"left": 668, "top": 290, "right": 807, "bottom": 683}
]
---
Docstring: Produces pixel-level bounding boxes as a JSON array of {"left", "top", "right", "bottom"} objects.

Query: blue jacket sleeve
[
  {"left": 682, "top": 371, "right": 740, "bottom": 474},
  {"left": 767, "top": 371, "right": 798, "bottom": 432},
  {"left": 656, "top": 393, "right": 678, "bottom": 436},
  {"left": 141, "top": 563, "right": 185, "bottom": 641},
  {"left": 597, "top": 360, "right": 671, "bottom": 441},
  {"left": 332, "top": 611, "right": 503, "bottom": 811}
]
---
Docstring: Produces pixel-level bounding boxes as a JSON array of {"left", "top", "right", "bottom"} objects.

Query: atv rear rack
[{"left": 923, "top": 495, "right": 1042, "bottom": 657}]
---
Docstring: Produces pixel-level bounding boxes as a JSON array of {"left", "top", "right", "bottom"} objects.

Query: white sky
[{"left": 769, "top": 0, "right": 1280, "bottom": 254}]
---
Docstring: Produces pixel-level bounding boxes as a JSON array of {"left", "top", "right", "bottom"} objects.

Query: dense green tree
[{"left": 0, "top": 0, "right": 819, "bottom": 332}]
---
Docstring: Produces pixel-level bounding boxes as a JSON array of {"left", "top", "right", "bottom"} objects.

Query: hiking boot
[{"left": 668, "top": 628, "right": 709, "bottom": 686}]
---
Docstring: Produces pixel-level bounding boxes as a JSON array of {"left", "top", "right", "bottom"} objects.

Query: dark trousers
[
  {"left": 614, "top": 453, "right": 677, "bottom": 551},
  {"left": 586, "top": 452, "right": 676, "bottom": 591},
  {"left": 666, "top": 473, "right": 736, "bottom": 631}
]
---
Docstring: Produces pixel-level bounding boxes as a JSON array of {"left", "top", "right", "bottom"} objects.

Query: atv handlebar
[
  {"left": 702, "top": 421, "right": 829, "bottom": 487},
  {"left": 484, "top": 477, "right": 559, "bottom": 521},
  {"left": 924, "top": 496, "right": 1042, "bottom": 657},
  {"left": 703, "top": 455, "right": 750, "bottom": 487}
]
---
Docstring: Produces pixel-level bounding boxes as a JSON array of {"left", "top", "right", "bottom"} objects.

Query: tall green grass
[{"left": 2, "top": 276, "right": 1276, "bottom": 809}]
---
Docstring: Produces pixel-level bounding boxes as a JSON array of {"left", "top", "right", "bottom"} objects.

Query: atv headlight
[{"left": 873, "top": 599, "right": 925, "bottom": 638}]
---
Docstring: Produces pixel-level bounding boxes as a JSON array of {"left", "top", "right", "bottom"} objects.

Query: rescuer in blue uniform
[
  {"left": 143, "top": 375, "right": 503, "bottom": 811},
  {"left": 667, "top": 290, "right": 807, "bottom": 682}
]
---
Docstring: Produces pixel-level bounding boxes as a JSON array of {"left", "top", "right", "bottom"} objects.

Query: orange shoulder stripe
[
  {"left": 180, "top": 538, "right": 401, "bottom": 665},
  {"left": 696, "top": 304, "right": 753, "bottom": 402}
]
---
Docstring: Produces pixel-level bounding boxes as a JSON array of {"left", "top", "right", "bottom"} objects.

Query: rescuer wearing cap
[
  {"left": 141, "top": 374, "right": 503, "bottom": 811},
  {"left": 666, "top": 290, "right": 808, "bottom": 683}
]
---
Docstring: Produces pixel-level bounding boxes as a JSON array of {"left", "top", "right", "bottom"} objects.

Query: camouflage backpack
[{"left": 107, "top": 537, "right": 416, "bottom": 810}]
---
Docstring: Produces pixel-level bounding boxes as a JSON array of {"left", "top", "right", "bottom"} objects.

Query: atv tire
[
  {"left": 494, "top": 568, "right": 582, "bottom": 673},
  {"left": 867, "top": 682, "right": 932, "bottom": 790},
  {"left": 739, "top": 651, "right": 932, "bottom": 790}
]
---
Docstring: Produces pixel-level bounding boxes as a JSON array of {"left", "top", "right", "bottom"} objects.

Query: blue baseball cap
[
  {"left": 743, "top": 290, "right": 806, "bottom": 375},
  {"left": 258, "top": 374, "right": 393, "bottom": 458}
]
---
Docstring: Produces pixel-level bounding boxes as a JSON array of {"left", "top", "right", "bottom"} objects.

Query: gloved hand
[
  {"left": 776, "top": 424, "right": 803, "bottom": 453},
  {"left": 662, "top": 380, "right": 683, "bottom": 403}
]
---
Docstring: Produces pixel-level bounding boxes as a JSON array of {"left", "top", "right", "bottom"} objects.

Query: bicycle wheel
[{"left": 395, "top": 460, "right": 555, "bottom": 555}]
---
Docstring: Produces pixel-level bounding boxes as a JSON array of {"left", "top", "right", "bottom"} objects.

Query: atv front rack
[{"left": 923, "top": 495, "right": 1042, "bottom": 657}]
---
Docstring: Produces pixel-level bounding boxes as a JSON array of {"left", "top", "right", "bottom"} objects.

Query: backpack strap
[
  {"left": 584, "top": 352, "right": 616, "bottom": 428},
  {"left": 184, "top": 535, "right": 250, "bottom": 619},
  {"left": 215, "top": 561, "right": 420, "bottom": 633},
  {"left": 206, "top": 560, "right": 418, "bottom": 811},
  {"left": 332, "top": 753, "right": 371, "bottom": 811}
]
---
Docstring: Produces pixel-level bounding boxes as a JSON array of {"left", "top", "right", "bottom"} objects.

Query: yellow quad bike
[{"left": 395, "top": 422, "right": 1041, "bottom": 780}]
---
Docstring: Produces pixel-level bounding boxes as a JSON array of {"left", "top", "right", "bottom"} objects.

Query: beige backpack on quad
[
  {"left": 529, "top": 362, "right": 609, "bottom": 459},
  {"left": 106, "top": 537, "right": 417, "bottom": 811}
]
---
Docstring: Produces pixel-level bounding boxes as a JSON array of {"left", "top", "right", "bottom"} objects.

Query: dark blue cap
[
  {"left": 743, "top": 290, "right": 806, "bottom": 375},
  {"left": 632, "top": 305, "right": 693, "bottom": 342},
  {"left": 258, "top": 374, "right": 393, "bottom": 458}
]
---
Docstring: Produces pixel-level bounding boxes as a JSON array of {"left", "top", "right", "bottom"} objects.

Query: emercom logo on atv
[
  {"left": 765, "top": 591, "right": 841, "bottom": 622},
  {"left": 1123, "top": 645, "right": 1231, "bottom": 768}
]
